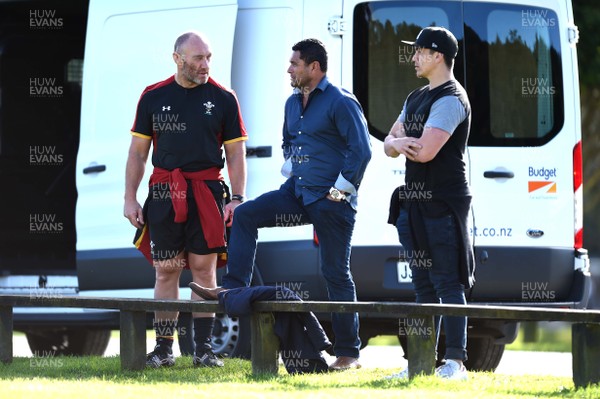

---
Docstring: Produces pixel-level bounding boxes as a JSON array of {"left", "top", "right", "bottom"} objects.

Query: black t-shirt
[
  {"left": 131, "top": 75, "right": 247, "bottom": 171},
  {"left": 403, "top": 80, "right": 471, "bottom": 193}
]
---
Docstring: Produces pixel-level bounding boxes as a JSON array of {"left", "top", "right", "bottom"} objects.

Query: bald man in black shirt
[{"left": 124, "top": 31, "right": 247, "bottom": 368}]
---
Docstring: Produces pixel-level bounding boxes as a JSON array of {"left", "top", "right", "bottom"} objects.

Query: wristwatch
[
  {"left": 231, "top": 194, "right": 245, "bottom": 202},
  {"left": 329, "top": 187, "right": 347, "bottom": 201}
]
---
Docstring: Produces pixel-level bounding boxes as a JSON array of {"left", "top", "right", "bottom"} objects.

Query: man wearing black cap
[{"left": 384, "top": 26, "right": 474, "bottom": 380}]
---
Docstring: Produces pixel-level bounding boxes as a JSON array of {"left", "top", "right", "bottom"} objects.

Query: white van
[{"left": 0, "top": 0, "right": 590, "bottom": 369}]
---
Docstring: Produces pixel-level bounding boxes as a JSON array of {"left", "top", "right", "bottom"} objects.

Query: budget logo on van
[
  {"left": 528, "top": 167, "right": 557, "bottom": 198},
  {"left": 528, "top": 180, "right": 556, "bottom": 193}
]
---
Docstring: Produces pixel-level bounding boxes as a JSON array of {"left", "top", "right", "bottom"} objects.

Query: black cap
[{"left": 401, "top": 27, "right": 458, "bottom": 59}]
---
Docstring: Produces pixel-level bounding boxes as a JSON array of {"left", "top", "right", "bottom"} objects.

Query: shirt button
[
  {"left": 298, "top": 146, "right": 302, "bottom": 150},
  {"left": 298, "top": 131, "right": 302, "bottom": 134},
  {"left": 298, "top": 177, "right": 302, "bottom": 180},
  {"left": 300, "top": 115, "right": 303, "bottom": 119}
]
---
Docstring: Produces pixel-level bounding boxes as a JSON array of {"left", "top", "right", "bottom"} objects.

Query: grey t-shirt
[{"left": 397, "top": 95, "right": 467, "bottom": 135}]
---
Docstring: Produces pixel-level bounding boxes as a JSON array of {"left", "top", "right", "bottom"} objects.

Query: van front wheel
[
  {"left": 212, "top": 313, "right": 251, "bottom": 359},
  {"left": 176, "top": 312, "right": 251, "bottom": 359}
]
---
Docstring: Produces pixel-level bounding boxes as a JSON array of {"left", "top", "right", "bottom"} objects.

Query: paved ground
[{"left": 12, "top": 335, "right": 572, "bottom": 377}]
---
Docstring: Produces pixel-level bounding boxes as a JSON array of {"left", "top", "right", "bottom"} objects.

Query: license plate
[{"left": 396, "top": 261, "right": 412, "bottom": 283}]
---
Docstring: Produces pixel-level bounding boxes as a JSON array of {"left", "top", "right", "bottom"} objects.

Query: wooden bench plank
[
  {"left": 0, "top": 305, "right": 13, "bottom": 364},
  {"left": 0, "top": 295, "right": 222, "bottom": 314},
  {"left": 251, "top": 301, "right": 600, "bottom": 323},
  {"left": 2, "top": 295, "right": 599, "bottom": 323},
  {"left": 2, "top": 294, "right": 600, "bottom": 386}
]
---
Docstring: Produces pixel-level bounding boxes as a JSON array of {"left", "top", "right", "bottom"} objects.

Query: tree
[{"left": 573, "top": 0, "right": 600, "bottom": 253}]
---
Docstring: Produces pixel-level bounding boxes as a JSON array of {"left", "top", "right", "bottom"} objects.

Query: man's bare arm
[
  {"left": 124, "top": 136, "right": 151, "bottom": 228},
  {"left": 410, "top": 126, "right": 450, "bottom": 163},
  {"left": 223, "top": 140, "right": 247, "bottom": 226},
  {"left": 384, "top": 120, "right": 422, "bottom": 158}
]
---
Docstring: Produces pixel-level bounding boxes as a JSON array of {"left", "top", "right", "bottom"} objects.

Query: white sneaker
[
  {"left": 435, "top": 359, "right": 468, "bottom": 380},
  {"left": 384, "top": 368, "right": 408, "bottom": 380}
]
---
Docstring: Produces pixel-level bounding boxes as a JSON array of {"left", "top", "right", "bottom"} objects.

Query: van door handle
[
  {"left": 246, "top": 146, "right": 272, "bottom": 158},
  {"left": 483, "top": 170, "right": 514, "bottom": 179},
  {"left": 83, "top": 164, "right": 106, "bottom": 174}
]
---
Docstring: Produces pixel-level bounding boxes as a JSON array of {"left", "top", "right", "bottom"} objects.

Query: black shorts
[{"left": 147, "top": 180, "right": 228, "bottom": 260}]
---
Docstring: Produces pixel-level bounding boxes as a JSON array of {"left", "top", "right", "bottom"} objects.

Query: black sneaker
[
  {"left": 146, "top": 345, "right": 175, "bottom": 368},
  {"left": 193, "top": 348, "right": 224, "bottom": 367}
]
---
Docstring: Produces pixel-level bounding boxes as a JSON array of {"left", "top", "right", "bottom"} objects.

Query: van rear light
[
  {"left": 573, "top": 141, "right": 583, "bottom": 191},
  {"left": 573, "top": 141, "right": 583, "bottom": 249}
]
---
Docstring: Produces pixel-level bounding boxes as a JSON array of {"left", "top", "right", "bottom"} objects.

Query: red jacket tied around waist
[{"left": 134, "top": 166, "right": 227, "bottom": 266}]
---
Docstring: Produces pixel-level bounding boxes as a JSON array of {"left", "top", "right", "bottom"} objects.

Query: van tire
[
  {"left": 176, "top": 312, "right": 251, "bottom": 358},
  {"left": 211, "top": 313, "right": 251, "bottom": 359},
  {"left": 25, "top": 328, "right": 110, "bottom": 356},
  {"left": 463, "top": 337, "right": 505, "bottom": 371}
]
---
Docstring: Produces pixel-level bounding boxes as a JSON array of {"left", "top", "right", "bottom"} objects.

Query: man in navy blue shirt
[{"left": 191, "top": 38, "right": 371, "bottom": 371}]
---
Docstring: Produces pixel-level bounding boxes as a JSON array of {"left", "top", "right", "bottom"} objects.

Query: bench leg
[
  {"left": 572, "top": 323, "right": 600, "bottom": 388},
  {"left": 251, "top": 312, "right": 278, "bottom": 375},
  {"left": 406, "top": 315, "right": 436, "bottom": 379},
  {"left": 120, "top": 310, "right": 147, "bottom": 370},
  {"left": 0, "top": 306, "right": 13, "bottom": 364}
]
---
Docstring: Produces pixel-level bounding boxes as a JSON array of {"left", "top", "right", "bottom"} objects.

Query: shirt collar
[
  {"left": 292, "top": 76, "right": 330, "bottom": 95},
  {"left": 315, "top": 75, "right": 330, "bottom": 92}
]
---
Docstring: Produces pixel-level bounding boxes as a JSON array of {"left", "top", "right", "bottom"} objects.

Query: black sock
[
  {"left": 193, "top": 317, "right": 215, "bottom": 353},
  {"left": 154, "top": 318, "right": 177, "bottom": 350}
]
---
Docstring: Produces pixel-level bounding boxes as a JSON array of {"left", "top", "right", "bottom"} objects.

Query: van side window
[
  {"left": 352, "top": 1, "right": 462, "bottom": 141},
  {"left": 353, "top": 2, "right": 563, "bottom": 147},
  {"left": 464, "top": 4, "right": 564, "bottom": 146}
]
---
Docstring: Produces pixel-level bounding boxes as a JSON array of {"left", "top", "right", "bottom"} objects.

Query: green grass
[
  {"left": 1, "top": 356, "right": 598, "bottom": 399},
  {"left": 368, "top": 335, "right": 400, "bottom": 346}
]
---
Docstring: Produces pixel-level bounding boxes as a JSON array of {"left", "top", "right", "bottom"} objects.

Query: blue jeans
[
  {"left": 396, "top": 209, "right": 467, "bottom": 361},
  {"left": 222, "top": 179, "right": 361, "bottom": 358}
]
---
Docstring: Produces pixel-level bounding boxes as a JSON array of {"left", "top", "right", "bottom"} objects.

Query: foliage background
[{"left": 574, "top": 0, "right": 600, "bottom": 255}]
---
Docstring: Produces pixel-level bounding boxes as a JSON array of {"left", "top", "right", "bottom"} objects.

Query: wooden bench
[{"left": 1, "top": 295, "right": 599, "bottom": 388}]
